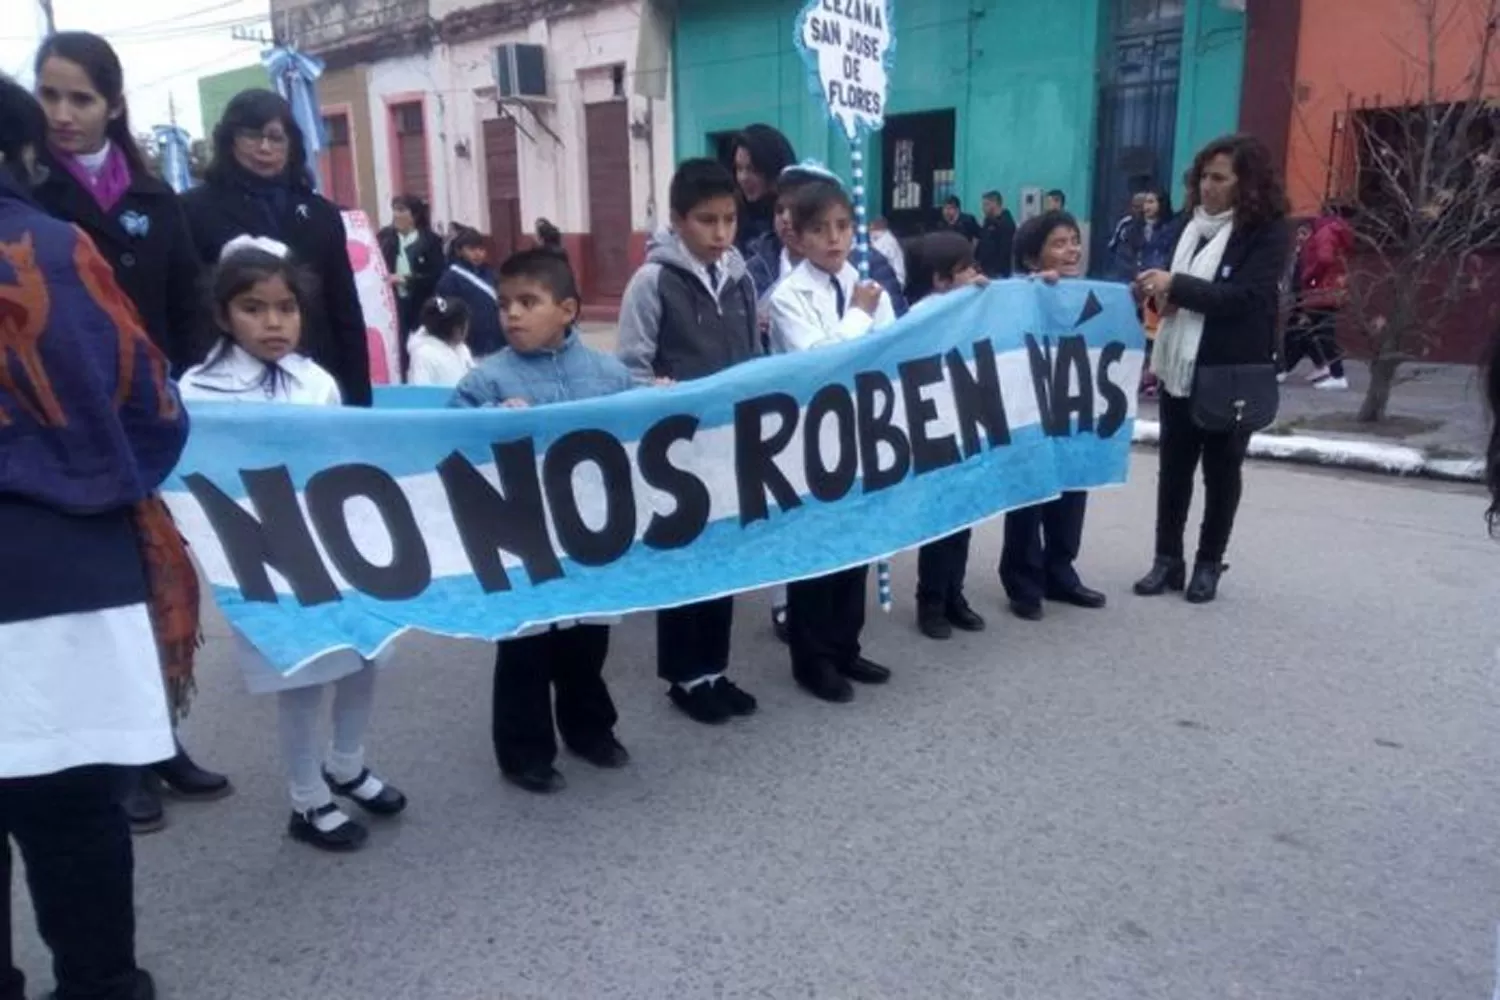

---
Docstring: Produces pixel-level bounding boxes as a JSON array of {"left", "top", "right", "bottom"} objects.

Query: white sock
[
  {"left": 678, "top": 673, "right": 722, "bottom": 691},
  {"left": 327, "top": 747, "right": 384, "bottom": 799}
]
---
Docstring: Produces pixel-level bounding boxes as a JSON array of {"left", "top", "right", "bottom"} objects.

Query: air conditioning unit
[{"left": 494, "top": 43, "right": 550, "bottom": 101}]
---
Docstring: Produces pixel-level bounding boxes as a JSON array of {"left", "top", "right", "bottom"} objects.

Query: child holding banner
[
  {"left": 903, "top": 231, "right": 990, "bottom": 641},
  {"left": 767, "top": 178, "right": 896, "bottom": 703},
  {"left": 452, "top": 249, "right": 636, "bottom": 793},
  {"left": 616, "top": 159, "right": 763, "bottom": 726},
  {"left": 180, "top": 237, "right": 408, "bottom": 851}
]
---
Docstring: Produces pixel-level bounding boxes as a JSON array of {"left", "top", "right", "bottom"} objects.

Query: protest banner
[
  {"left": 163, "top": 280, "right": 1144, "bottom": 679},
  {"left": 340, "top": 210, "right": 400, "bottom": 384}
]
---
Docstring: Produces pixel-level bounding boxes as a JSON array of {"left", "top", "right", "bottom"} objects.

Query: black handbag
[{"left": 1190, "top": 363, "right": 1279, "bottom": 433}]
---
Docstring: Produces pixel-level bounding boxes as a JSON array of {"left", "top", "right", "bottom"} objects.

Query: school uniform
[
  {"left": 616, "top": 230, "right": 762, "bottom": 723},
  {"left": 433, "top": 260, "right": 504, "bottom": 357},
  {"left": 406, "top": 330, "right": 475, "bottom": 386},
  {"left": 451, "top": 333, "right": 635, "bottom": 784},
  {"left": 767, "top": 260, "right": 896, "bottom": 701},
  {"left": 33, "top": 145, "right": 205, "bottom": 374}
]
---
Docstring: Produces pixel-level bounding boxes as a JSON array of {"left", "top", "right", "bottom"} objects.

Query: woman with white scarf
[{"left": 1132, "top": 135, "right": 1289, "bottom": 604}]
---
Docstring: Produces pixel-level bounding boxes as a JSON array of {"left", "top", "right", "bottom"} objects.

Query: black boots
[
  {"left": 1185, "top": 561, "right": 1226, "bottom": 604},
  {"left": 125, "top": 739, "right": 232, "bottom": 835},
  {"left": 121, "top": 769, "right": 165, "bottom": 835},
  {"left": 1133, "top": 557, "right": 1186, "bottom": 596},
  {"left": 152, "top": 741, "right": 232, "bottom": 799}
]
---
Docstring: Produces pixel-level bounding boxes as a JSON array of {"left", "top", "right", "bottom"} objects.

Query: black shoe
[
  {"left": 1185, "top": 561, "right": 1226, "bottom": 604},
  {"left": 121, "top": 768, "right": 166, "bottom": 835},
  {"left": 712, "top": 677, "right": 758, "bottom": 716},
  {"left": 569, "top": 737, "right": 631, "bottom": 769},
  {"left": 322, "top": 768, "right": 408, "bottom": 817},
  {"left": 48, "top": 969, "right": 156, "bottom": 1000},
  {"left": 1046, "top": 584, "right": 1107, "bottom": 609},
  {"left": 918, "top": 601, "right": 952, "bottom": 640},
  {"left": 794, "top": 661, "right": 854, "bottom": 703},
  {"left": 503, "top": 765, "right": 568, "bottom": 793},
  {"left": 152, "top": 740, "right": 233, "bottom": 800},
  {"left": 946, "top": 597, "right": 987, "bottom": 632},
  {"left": 1133, "top": 557, "right": 1187, "bottom": 596},
  {"left": 1008, "top": 600, "right": 1045, "bottom": 622},
  {"left": 839, "top": 656, "right": 892, "bottom": 685},
  {"left": 771, "top": 604, "right": 789, "bottom": 645},
  {"left": 288, "top": 803, "right": 369, "bottom": 851},
  {"left": 669, "top": 682, "right": 731, "bottom": 725}
]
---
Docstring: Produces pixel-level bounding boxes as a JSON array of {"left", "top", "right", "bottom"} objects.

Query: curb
[{"left": 1132, "top": 420, "right": 1484, "bottom": 484}]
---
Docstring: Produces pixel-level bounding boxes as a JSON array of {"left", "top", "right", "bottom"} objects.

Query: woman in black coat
[
  {"left": 180, "top": 88, "right": 372, "bottom": 405},
  {"left": 377, "top": 193, "right": 445, "bottom": 357},
  {"left": 1133, "top": 134, "right": 1290, "bottom": 603},
  {"left": 31, "top": 30, "right": 231, "bottom": 834}
]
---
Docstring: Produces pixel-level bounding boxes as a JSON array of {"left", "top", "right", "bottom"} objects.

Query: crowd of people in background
[{"left": 3, "top": 19, "right": 1488, "bottom": 1000}]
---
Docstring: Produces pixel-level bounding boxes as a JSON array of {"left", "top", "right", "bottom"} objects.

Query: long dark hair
[
  {"left": 1184, "top": 133, "right": 1287, "bottom": 228},
  {"left": 732, "top": 124, "right": 795, "bottom": 200},
  {"left": 903, "top": 230, "right": 976, "bottom": 305},
  {"left": 205, "top": 89, "right": 309, "bottom": 188},
  {"left": 392, "top": 193, "right": 431, "bottom": 231},
  {"left": 1487, "top": 325, "right": 1500, "bottom": 535},
  {"left": 33, "top": 32, "right": 148, "bottom": 175},
  {"left": 0, "top": 74, "right": 45, "bottom": 187},
  {"left": 204, "top": 246, "right": 315, "bottom": 393}
]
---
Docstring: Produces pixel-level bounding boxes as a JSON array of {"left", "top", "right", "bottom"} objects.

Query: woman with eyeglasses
[
  {"left": 29, "top": 31, "right": 231, "bottom": 837},
  {"left": 180, "top": 89, "right": 371, "bottom": 405}
]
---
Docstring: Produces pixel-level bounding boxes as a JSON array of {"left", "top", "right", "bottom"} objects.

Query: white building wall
[{"left": 365, "top": 1, "right": 672, "bottom": 240}]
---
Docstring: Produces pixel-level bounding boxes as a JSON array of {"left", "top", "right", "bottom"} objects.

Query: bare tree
[{"left": 1317, "top": 0, "right": 1500, "bottom": 422}]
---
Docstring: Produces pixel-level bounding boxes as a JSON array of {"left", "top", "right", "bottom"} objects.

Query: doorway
[
  {"left": 1090, "top": 0, "right": 1184, "bottom": 274},
  {"left": 483, "top": 116, "right": 521, "bottom": 264},
  {"left": 880, "top": 109, "right": 957, "bottom": 238},
  {"left": 585, "top": 100, "right": 632, "bottom": 299}
]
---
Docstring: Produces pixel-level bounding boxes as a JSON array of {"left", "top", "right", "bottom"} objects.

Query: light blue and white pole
[{"left": 850, "top": 144, "right": 894, "bottom": 613}]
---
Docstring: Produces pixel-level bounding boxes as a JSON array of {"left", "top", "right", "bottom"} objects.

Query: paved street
[{"left": 12, "top": 455, "right": 1500, "bottom": 1000}]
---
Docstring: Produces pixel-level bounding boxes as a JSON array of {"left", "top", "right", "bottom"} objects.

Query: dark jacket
[
  {"left": 33, "top": 150, "right": 204, "bottom": 374},
  {"left": 743, "top": 230, "right": 910, "bottom": 316},
  {"left": 180, "top": 171, "right": 372, "bottom": 405},
  {"left": 1166, "top": 217, "right": 1291, "bottom": 368},
  {"left": 378, "top": 226, "right": 446, "bottom": 326},
  {"left": 0, "top": 174, "right": 188, "bottom": 625},
  {"left": 616, "top": 230, "right": 760, "bottom": 383},
  {"left": 1108, "top": 213, "right": 1182, "bottom": 280},
  {"left": 942, "top": 212, "right": 981, "bottom": 243},
  {"left": 977, "top": 210, "right": 1016, "bottom": 278},
  {"left": 433, "top": 261, "right": 504, "bottom": 357}
]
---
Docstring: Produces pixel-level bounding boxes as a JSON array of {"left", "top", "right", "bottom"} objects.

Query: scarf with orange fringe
[{"left": 134, "top": 495, "right": 200, "bottom": 721}]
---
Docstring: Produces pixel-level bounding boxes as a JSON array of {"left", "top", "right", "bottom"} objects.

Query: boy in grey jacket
[
  {"left": 451, "top": 249, "right": 635, "bottom": 794},
  {"left": 616, "top": 158, "right": 762, "bottom": 726}
]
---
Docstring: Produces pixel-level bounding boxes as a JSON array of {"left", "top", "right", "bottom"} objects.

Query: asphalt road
[{"left": 12, "top": 455, "right": 1500, "bottom": 1000}]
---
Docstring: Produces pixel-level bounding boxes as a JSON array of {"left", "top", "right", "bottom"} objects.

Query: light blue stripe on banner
[
  {"left": 373, "top": 385, "right": 453, "bottom": 409},
  {"left": 203, "top": 422, "right": 1131, "bottom": 672}
]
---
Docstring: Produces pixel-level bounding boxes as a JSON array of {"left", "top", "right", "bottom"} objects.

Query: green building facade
[
  {"left": 197, "top": 64, "right": 272, "bottom": 138},
  {"left": 672, "top": 0, "right": 1247, "bottom": 264}
]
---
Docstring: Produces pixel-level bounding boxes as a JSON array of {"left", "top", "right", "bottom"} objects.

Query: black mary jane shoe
[
  {"left": 946, "top": 596, "right": 987, "bottom": 632},
  {"left": 503, "top": 765, "right": 568, "bottom": 794},
  {"left": 152, "top": 740, "right": 233, "bottom": 800},
  {"left": 288, "top": 803, "right": 369, "bottom": 852},
  {"left": 323, "top": 768, "right": 408, "bottom": 817},
  {"left": 918, "top": 602, "right": 952, "bottom": 640},
  {"left": 1185, "top": 561, "right": 1227, "bottom": 605},
  {"left": 1133, "top": 557, "right": 1187, "bottom": 596},
  {"left": 569, "top": 737, "right": 631, "bottom": 770}
]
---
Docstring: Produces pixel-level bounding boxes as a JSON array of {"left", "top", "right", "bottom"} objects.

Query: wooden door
[
  {"left": 483, "top": 117, "right": 522, "bottom": 264},
  {"left": 585, "top": 100, "right": 632, "bottom": 299}
]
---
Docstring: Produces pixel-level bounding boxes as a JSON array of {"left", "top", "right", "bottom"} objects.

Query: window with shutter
[
  {"left": 389, "top": 101, "right": 429, "bottom": 203},
  {"left": 319, "top": 111, "right": 358, "bottom": 210}
]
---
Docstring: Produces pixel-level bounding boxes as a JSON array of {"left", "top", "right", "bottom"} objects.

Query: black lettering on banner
[
  {"left": 1095, "top": 341, "right": 1129, "bottom": 439},
  {"left": 1025, "top": 334, "right": 1058, "bottom": 435},
  {"left": 897, "top": 354, "right": 962, "bottom": 475},
  {"left": 542, "top": 430, "right": 636, "bottom": 567},
  {"left": 735, "top": 392, "right": 803, "bottom": 525},
  {"left": 304, "top": 464, "right": 432, "bottom": 601},
  {"left": 183, "top": 468, "right": 339, "bottom": 605},
  {"left": 638, "top": 414, "right": 711, "bottom": 550},
  {"left": 854, "top": 370, "right": 911, "bottom": 493},
  {"left": 1052, "top": 335, "right": 1096, "bottom": 435},
  {"left": 947, "top": 340, "right": 1011, "bottom": 456},
  {"left": 438, "top": 441, "right": 562, "bottom": 592},
  {"left": 803, "top": 383, "right": 858, "bottom": 503}
]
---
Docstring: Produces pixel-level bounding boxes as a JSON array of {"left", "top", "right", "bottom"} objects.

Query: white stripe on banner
[{"left": 170, "top": 346, "right": 1131, "bottom": 596}]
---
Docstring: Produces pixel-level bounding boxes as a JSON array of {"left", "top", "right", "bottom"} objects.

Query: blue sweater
[{"left": 448, "top": 329, "right": 635, "bottom": 408}]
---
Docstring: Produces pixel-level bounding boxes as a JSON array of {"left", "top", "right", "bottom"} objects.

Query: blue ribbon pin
[{"left": 120, "top": 211, "right": 150, "bottom": 238}]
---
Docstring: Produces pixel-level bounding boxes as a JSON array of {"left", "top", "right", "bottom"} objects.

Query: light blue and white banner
[{"left": 165, "top": 280, "right": 1144, "bottom": 676}]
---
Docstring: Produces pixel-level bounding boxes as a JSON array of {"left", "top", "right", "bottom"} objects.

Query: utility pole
[{"left": 39, "top": 0, "right": 56, "bottom": 34}]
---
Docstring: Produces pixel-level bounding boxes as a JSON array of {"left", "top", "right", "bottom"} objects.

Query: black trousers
[
  {"left": 2, "top": 766, "right": 139, "bottom": 1000},
  {"left": 999, "top": 492, "right": 1087, "bottom": 606},
  {"left": 786, "top": 565, "right": 868, "bottom": 677},
  {"left": 655, "top": 597, "right": 734, "bottom": 685},
  {"left": 916, "top": 530, "right": 972, "bottom": 608},
  {"left": 1155, "top": 391, "right": 1252, "bottom": 565},
  {"left": 492, "top": 625, "right": 616, "bottom": 775},
  {"left": 1283, "top": 308, "right": 1345, "bottom": 378}
]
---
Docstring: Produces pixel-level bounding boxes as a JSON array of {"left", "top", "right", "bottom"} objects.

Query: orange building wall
[{"left": 1285, "top": 0, "right": 1499, "bottom": 215}]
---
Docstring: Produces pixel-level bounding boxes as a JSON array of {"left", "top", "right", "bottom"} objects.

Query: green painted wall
[
  {"left": 197, "top": 65, "right": 271, "bottom": 138},
  {"left": 672, "top": 0, "right": 1247, "bottom": 233},
  {"left": 1172, "top": 0, "right": 1248, "bottom": 196}
]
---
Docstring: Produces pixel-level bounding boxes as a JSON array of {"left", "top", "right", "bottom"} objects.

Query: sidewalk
[{"left": 1136, "top": 360, "right": 1490, "bottom": 481}]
